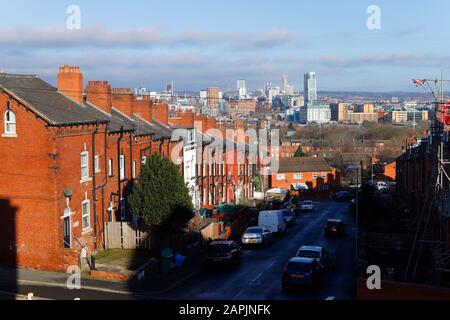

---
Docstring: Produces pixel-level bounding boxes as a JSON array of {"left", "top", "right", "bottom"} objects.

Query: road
[
  {"left": 0, "top": 200, "right": 355, "bottom": 300},
  {"left": 156, "top": 199, "right": 356, "bottom": 300}
]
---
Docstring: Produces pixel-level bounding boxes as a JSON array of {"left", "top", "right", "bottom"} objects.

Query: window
[
  {"left": 119, "top": 155, "right": 125, "bottom": 180},
  {"left": 108, "top": 158, "right": 114, "bottom": 176},
  {"left": 276, "top": 174, "right": 286, "bottom": 181},
  {"left": 94, "top": 155, "right": 100, "bottom": 173},
  {"left": 321, "top": 173, "right": 327, "bottom": 179},
  {"left": 294, "top": 173, "right": 303, "bottom": 180},
  {"left": 312, "top": 173, "right": 318, "bottom": 179},
  {"left": 141, "top": 156, "right": 147, "bottom": 165},
  {"left": 133, "top": 160, "right": 137, "bottom": 179},
  {"left": 4, "top": 110, "right": 16, "bottom": 135},
  {"left": 81, "top": 152, "right": 89, "bottom": 181},
  {"left": 63, "top": 208, "right": 72, "bottom": 249},
  {"left": 82, "top": 200, "right": 91, "bottom": 231}
]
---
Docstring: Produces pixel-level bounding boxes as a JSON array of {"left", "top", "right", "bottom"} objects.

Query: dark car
[
  {"left": 324, "top": 219, "right": 345, "bottom": 237},
  {"left": 205, "top": 241, "right": 242, "bottom": 268},
  {"left": 282, "top": 257, "right": 323, "bottom": 290},
  {"left": 335, "top": 191, "right": 353, "bottom": 201},
  {"left": 282, "top": 209, "right": 296, "bottom": 225}
]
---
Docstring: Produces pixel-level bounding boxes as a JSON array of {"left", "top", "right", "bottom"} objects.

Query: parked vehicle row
[{"left": 282, "top": 217, "right": 346, "bottom": 291}]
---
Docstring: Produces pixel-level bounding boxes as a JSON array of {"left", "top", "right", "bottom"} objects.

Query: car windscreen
[
  {"left": 246, "top": 228, "right": 262, "bottom": 234},
  {"left": 298, "top": 250, "right": 321, "bottom": 259},
  {"left": 327, "top": 221, "right": 342, "bottom": 228},
  {"left": 287, "top": 262, "right": 312, "bottom": 273},
  {"left": 303, "top": 201, "right": 312, "bottom": 205}
]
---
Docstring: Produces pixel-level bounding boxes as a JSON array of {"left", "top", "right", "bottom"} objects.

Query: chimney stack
[
  {"left": 57, "top": 65, "right": 84, "bottom": 104},
  {"left": 86, "top": 81, "right": 112, "bottom": 113},
  {"left": 112, "top": 88, "right": 134, "bottom": 117}
]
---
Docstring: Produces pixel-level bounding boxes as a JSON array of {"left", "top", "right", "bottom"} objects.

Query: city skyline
[{"left": 1, "top": 1, "right": 450, "bottom": 92}]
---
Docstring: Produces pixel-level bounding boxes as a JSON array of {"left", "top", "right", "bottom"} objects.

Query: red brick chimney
[
  {"left": 177, "top": 111, "right": 195, "bottom": 127},
  {"left": 112, "top": 88, "right": 134, "bottom": 117},
  {"left": 134, "top": 95, "right": 153, "bottom": 123},
  {"left": 57, "top": 65, "right": 83, "bottom": 104},
  {"left": 152, "top": 102, "right": 169, "bottom": 125},
  {"left": 85, "top": 81, "right": 112, "bottom": 113}
]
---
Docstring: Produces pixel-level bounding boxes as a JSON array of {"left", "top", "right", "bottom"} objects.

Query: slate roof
[
  {"left": 341, "top": 153, "right": 372, "bottom": 167},
  {"left": 0, "top": 73, "right": 109, "bottom": 125},
  {"left": 277, "top": 157, "right": 332, "bottom": 173}
]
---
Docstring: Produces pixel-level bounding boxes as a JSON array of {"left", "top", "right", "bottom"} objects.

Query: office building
[{"left": 304, "top": 72, "right": 317, "bottom": 104}]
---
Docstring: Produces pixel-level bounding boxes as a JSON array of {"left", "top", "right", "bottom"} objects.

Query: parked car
[
  {"left": 282, "top": 209, "right": 296, "bottom": 225},
  {"left": 282, "top": 257, "right": 323, "bottom": 290},
  {"left": 296, "top": 246, "right": 329, "bottom": 269},
  {"left": 241, "top": 227, "right": 272, "bottom": 247},
  {"left": 300, "top": 200, "right": 314, "bottom": 212},
  {"left": 335, "top": 191, "right": 353, "bottom": 201},
  {"left": 259, "top": 210, "right": 287, "bottom": 234},
  {"left": 324, "top": 219, "right": 345, "bottom": 237},
  {"left": 205, "top": 241, "right": 242, "bottom": 268}
]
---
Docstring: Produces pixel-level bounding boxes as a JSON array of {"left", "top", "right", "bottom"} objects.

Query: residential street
[
  {"left": 155, "top": 199, "right": 356, "bottom": 300},
  {"left": 0, "top": 200, "right": 356, "bottom": 300}
]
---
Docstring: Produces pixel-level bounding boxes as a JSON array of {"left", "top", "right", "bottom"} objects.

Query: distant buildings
[
  {"left": 237, "top": 79, "right": 247, "bottom": 99},
  {"left": 304, "top": 72, "right": 317, "bottom": 104},
  {"left": 330, "top": 103, "right": 347, "bottom": 122},
  {"left": 300, "top": 101, "right": 331, "bottom": 124}
]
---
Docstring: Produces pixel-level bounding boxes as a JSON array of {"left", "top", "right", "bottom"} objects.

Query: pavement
[
  {"left": 0, "top": 199, "right": 356, "bottom": 300},
  {"left": 0, "top": 252, "right": 205, "bottom": 300}
]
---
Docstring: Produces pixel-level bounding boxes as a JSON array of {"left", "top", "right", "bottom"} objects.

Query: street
[
  {"left": 0, "top": 200, "right": 356, "bottom": 301},
  {"left": 156, "top": 199, "right": 356, "bottom": 300}
]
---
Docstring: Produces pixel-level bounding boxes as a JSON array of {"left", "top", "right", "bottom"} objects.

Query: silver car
[{"left": 241, "top": 227, "right": 272, "bottom": 246}]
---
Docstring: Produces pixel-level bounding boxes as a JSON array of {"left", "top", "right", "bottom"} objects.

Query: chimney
[
  {"left": 112, "top": 88, "right": 134, "bottom": 117},
  {"left": 86, "top": 81, "right": 112, "bottom": 113},
  {"left": 57, "top": 65, "right": 83, "bottom": 104},
  {"left": 134, "top": 95, "right": 153, "bottom": 123},
  {"left": 152, "top": 102, "right": 169, "bottom": 125},
  {"left": 177, "top": 111, "right": 195, "bottom": 127}
]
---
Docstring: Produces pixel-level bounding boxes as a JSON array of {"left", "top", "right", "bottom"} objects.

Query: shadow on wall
[{"left": 0, "top": 198, "right": 17, "bottom": 300}]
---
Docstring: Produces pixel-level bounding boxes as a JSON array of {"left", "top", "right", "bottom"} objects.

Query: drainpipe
[
  {"left": 94, "top": 122, "right": 109, "bottom": 250},
  {"left": 117, "top": 127, "right": 124, "bottom": 220},
  {"left": 91, "top": 121, "right": 99, "bottom": 270}
]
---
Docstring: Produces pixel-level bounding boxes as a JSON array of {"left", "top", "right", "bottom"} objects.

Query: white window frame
[
  {"left": 141, "top": 156, "right": 147, "bottom": 165},
  {"left": 81, "top": 151, "right": 90, "bottom": 181},
  {"left": 108, "top": 158, "right": 114, "bottom": 176},
  {"left": 321, "top": 172, "right": 327, "bottom": 179},
  {"left": 294, "top": 173, "right": 304, "bottom": 180},
  {"left": 4, "top": 110, "right": 16, "bottom": 136},
  {"left": 312, "top": 173, "right": 318, "bottom": 179},
  {"left": 81, "top": 200, "right": 91, "bottom": 232},
  {"left": 94, "top": 155, "right": 101, "bottom": 173},
  {"left": 133, "top": 160, "right": 137, "bottom": 179},
  {"left": 276, "top": 174, "right": 286, "bottom": 181},
  {"left": 119, "top": 155, "right": 125, "bottom": 180}
]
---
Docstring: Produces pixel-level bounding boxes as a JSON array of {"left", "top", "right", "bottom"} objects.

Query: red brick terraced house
[
  {"left": 0, "top": 65, "right": 256, "bottom": 272},
  {"left": 270, "top": 157, "right": 340, "bottom": 191}
]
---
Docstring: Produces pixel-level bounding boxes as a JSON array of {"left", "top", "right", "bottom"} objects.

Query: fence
[{"left": 105, "top": 222, "right": 151, "bottom": 250}]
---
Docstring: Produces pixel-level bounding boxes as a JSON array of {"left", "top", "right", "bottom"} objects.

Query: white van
[{"left": 258, "top": 210, "right": 287, "bottom": 234}]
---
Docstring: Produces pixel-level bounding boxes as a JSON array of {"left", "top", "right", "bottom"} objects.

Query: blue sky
[{"left": 1, "top": 0, "right": 450, "bottom": 91}]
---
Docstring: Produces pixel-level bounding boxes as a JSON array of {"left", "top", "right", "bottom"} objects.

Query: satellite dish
[{"left": 64, "top": 189, "right": 73, "bottom": 198}]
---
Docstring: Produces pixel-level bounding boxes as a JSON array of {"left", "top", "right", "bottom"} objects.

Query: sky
[{"left": 1, "top": 0, "right": 450, "bottom": 92}]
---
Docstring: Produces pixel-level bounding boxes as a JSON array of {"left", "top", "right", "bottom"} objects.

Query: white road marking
[{"left": 233, "top": 260, "right": 277, "bottom": 300}]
